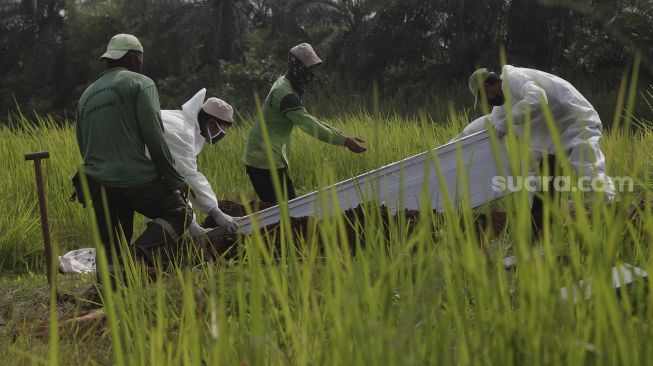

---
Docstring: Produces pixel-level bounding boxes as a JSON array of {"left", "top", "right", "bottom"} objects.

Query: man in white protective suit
[
  {"left": 465, "top": 65, "right": 616, "bottom": 237},
  {"left": 158, "top": 88, "right": 239, "bottom": 240}
]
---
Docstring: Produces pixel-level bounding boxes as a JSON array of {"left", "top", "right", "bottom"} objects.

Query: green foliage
[
  {"left": 0, "top": 110, "right": 452, "bottom": 273},
  {"left": 2, "top": 106, "right": 653, "bottom": 364},
  {"left": 2, "top": 0, "right": 652, "bottom": 121}
]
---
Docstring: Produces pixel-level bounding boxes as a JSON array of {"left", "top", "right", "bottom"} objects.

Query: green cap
[
  {"left": 468, "top": 68, "right": 492, "bottom": 109},
  {"left": 100, "top": 34, "right": 143, "bottom": 60}
]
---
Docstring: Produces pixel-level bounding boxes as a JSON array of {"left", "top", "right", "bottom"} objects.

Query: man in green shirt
[
  {"left": 243, "top": 43, "right": 367, "bottom": 203},
  {"left": 76, "top": 34, "right": 192, "bottom": 276}
]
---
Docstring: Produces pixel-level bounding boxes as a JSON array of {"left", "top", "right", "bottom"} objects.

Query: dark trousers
[
  {"left": 88, "top": 177, "right": 192, "bottom": 268},
  {"left": 245, "top": 165, "right": 297, "bottom": 203},
  {"left": 531, "top": 154, "right": 563, "bottom": 238}
]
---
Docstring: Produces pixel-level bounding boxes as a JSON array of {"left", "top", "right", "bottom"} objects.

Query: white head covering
[{"left": 202, "top": 97, "right": 234, "bottom": 123}]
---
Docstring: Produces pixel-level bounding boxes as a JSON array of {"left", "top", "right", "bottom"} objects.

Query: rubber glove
[
  {"left": 189, "top": 220, "right": 210, "bottom": 238},
  {"left": 492, "top": 121, "right": 507, "bottom": 139},
  {"left": 209, "top": 206, "right": 239, "bottom": 234}
]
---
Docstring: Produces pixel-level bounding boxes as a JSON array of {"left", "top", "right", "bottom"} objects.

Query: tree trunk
[
  {"left": 506, "top": 0, "right": 549, "bottom": 69},
  {"left": 212, "top": 0, "right": 244, "bottom": 63}
]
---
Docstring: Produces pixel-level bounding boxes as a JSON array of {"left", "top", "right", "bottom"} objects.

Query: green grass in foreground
[{"left": 1, "top": 102, "right": 653, "bottom": 364}]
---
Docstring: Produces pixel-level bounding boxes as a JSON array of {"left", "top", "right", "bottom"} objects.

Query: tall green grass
[
  {"left": 2, "top": 85, "right": 653, "bottom": 365},
  {"left": 0, "top": 110, "right": 461, "bottom": 273}
]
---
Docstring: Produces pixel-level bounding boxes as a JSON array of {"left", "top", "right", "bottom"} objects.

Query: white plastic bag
[{"left": 58, "top": 248, "right": 96, "bottom": 273}]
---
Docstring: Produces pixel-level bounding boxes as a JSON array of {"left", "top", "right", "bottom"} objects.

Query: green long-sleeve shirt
[
  {"left": 76, "top": 67, "right": 185, "bottom": 190},
  {"left": 242, "top": 75, "right": 347, "bottom": 169}
]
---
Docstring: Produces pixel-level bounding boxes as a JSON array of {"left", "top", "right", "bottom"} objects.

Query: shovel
[{"left": 25, "top": 151, "right": 56, "bottom": 290}]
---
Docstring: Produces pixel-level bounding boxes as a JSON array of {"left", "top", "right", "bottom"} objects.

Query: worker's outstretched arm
[
  {"left": 281, "top": 93, "right": 366, "bottom": 152},
  {"left": 136, "top": 84, "right": 186, "bottom": 191},
  {"left": 281, "top": 93, "right": 347, "bottom": 146}
]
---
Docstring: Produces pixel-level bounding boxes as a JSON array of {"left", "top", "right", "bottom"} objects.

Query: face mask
[
  {"left": 287, "top": 53, "right": 317, "bottom": 94},
  {"left": 204, "top": 120, "right": 226, "bottom": 145}
]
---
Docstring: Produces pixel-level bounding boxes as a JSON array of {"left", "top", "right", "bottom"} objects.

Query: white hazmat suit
[
  {"left": 160, "top": 88, "right": 238, "bottom": 235},
  {"left": 456, "top": 65, "right": 615, "bottom": 202}
]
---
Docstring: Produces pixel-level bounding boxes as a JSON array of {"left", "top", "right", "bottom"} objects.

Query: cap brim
[
  {"left": 99, "top": 49, "right": 128, "bottom": 61},
  {"left": 308, "top": 58, "right": 323, "bottom": 67},
  {"left": 209, "top": 113, "right": 235, "bottom": 124}
]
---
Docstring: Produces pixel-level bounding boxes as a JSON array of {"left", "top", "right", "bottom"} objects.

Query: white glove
[
  {"left": 209, "top": 206, "right": 239, "bottom": 234},
  {"left": 189, "top": 220, "right": 211, "bottom": 238},
  {"left": 492, "top": 121, "right": 507, "bottom": 138}
]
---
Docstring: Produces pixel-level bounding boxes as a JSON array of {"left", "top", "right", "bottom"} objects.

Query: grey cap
[{"left": 290, "top": 43, "right": 323, "bottom": 67}]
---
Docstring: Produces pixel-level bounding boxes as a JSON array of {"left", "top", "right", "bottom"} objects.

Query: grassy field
[{"left": 1, "top": 95, "right": 653, "bottom": 365}]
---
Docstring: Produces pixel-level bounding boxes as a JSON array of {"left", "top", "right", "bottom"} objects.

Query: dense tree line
[{"left": 1, "top": 0, "right": 652, "bottom": 121}]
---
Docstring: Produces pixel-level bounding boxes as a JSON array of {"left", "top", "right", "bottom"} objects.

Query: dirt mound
[
  {"left": 628, "top": 199, "right": 653, "bottom": 224},
  {"left": 199, "top": 198, "right": 653, "bottom": 260},
  {"left": 569, "top": 199, "right": 653, "bottom": 225},
  {"left": 200, "top": 201, "right": 506, "bottom": 260},
  {"left": 204, "top": 204, "right": 422, "bottom": 260},
  {"left": 474, "top": 211, "right": 508, "bottom": 235}
]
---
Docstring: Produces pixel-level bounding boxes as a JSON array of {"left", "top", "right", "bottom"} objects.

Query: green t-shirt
[
  {"left": 242, "top": 75, "right": 347, "bottom": 169},
  {"left": 76, "top": 67, "right": 185, "bottom": 190}
]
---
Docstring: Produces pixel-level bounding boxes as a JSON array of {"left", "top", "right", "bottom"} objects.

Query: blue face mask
[{"left": 207, "top": 121, "right": 226, "bottom": 145}]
